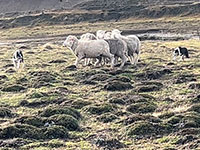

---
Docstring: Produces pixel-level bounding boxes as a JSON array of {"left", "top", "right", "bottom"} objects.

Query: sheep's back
[{"left": 75, "top": 40, "right": 110, "bottom": 57}]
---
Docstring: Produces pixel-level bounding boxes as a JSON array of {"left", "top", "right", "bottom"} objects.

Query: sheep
[
  {"left": 104, "top": 39, "right": 128, "bottom": 69},
  {"left": 63, "top": 35, "right": 115, "bottom": 68},
  {"left": 96, "top": 30, "right": 106, "bottom": 40},
  {"left": 80, "top": 33, "right": 97, "bottom": 41},
  {"left": 104, "top": 31, "right": 112, "bottom": 39},
  {"left": 80, "top": 33, "right": 97, "bottom": 66},
  {"left": 111, "top": 29, "right": 141, "bottom": 65},
  {"left": 13, "top": 49, "right": 24, "bottom": 70}
]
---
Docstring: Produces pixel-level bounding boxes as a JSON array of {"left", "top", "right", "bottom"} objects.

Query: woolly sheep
[
  {"left": 111, "top": 29, "right": 141, "bottom": 65},
  {"left": 96, "top": 30, "right": 106, "bottom": 40},
  {"left": 80, "top": 33, "right": 97, "bottom": 41},
  {"left": 63, "top": 35, "right": 115, "bottom": 68},
  {"left": 80, "top": 32, "right": 97, "bottom": 66},
  {"left": 104, "top": 39, "right": 128, "bottom": 69}
]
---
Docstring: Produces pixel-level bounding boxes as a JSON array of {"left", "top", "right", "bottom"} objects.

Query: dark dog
[
  {"left": 173, "top": 47, "right": 189, "bottom": 61},
  {"left": 13, "top": 50, "right": 24, "bottom": 69}
]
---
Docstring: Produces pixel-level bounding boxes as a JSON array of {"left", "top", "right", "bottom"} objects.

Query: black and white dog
[
  {"left": 13, "top": 50, "right": 24, "bottom": 69},
  {"left": 173, "top": 47, "right": 189, "bottom": 61}
]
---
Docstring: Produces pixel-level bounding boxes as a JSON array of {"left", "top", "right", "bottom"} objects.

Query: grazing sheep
[
  {"left": 173, "top": 47, "right": 189, "bottom": 61},
  {"left": 13, "top": 49, "right": 24, "bottom": 70},
  {"left": 111, "top": 29, "right": 141, "bottom": 65},
  {"left": 63, "top": 35, "right": 115, "bottom": 68}
]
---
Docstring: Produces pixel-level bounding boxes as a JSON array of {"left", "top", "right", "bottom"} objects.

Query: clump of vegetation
[
  {"left": 15, "top": 116, "right": 45, "bottom": 127},
  {"left": 104, "top": 81, "right": 133, "bottom": 91},
  {"left": 127, "top": 121, "right": 172, "bottom": 137},
  {"left": 0, "top": 107, "right": 13, "bottom": 118},
  {"left": 43, "top": 125, "right": 69, "bottom": 139},
  {"left": 40, "top": 107, "right": 81, "bottom": 120},
  {"left": 71, "top": 100, "right": 92, "bottom": 109},
  {"left": 2, "top": 85, "right": 25, "bottom": 92},
  {"left": 47, "top": 114, "right": 79, "bottom": 131},
  {"left": 84, "top": 104, "right": 116, "bottom": 115},
  {"left": 97, "top": 113, "right": 118, "bottom": 123},
  {"left": 188, "top": 104, "right": 200, "bottom": 113},
  {"left": 0, "top": 124, "right": 40, "bottom": 139},
  {"left": 126, "top": 102, "right": 157, "bottom": 114},
  {"left": 29, "top": 92, "right": 48, "bottom": 99}
]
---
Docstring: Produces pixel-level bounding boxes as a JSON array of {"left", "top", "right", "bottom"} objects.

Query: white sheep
[
  {"left": 104, "top": 39, "right": 128, "bottom": 69},
  {"left": 111, "top": 29, "right": 141, "bottom": 65},
  {"left": 63, "top": 35, "right": 115, "bottom": 68},
  {"left": 96, "top": 30, "right": 106, "bottom": 40},
  {"left": 104, "top": 31, "right": 112, "bottom": 39},
  {"left": 80, "top": 33, "right": 97, "bottom": 66},
  {"left": 80, "top": 33, "right": 97, "bottom": 41}
]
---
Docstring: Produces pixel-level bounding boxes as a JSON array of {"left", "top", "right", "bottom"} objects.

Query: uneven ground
[{"left": 0, "top": 17, "right": 200, "bottom": 150}]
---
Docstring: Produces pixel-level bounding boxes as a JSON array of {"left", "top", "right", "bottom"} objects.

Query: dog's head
[{"left": 173, "top": 47, "right": 180, "bottom": 56}]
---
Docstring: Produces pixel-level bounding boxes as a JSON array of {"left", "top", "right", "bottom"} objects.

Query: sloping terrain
[
  {"left": 0, "top": 0, "right": 200, "bottom": 29},
  {"left": 0, "top": 0, "right": 86, "bottom": 13},
  {"left": 0, "top": 18, "right": 200, "bottom": 149}
]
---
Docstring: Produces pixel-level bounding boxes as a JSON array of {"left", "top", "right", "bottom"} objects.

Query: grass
[{"left": 0, "top": 16, "right": 200, "bottom": 149}]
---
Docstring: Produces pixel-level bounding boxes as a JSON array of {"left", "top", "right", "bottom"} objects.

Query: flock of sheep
[{"left": 63, "top": 29, "right": 141, "bottom": 69}]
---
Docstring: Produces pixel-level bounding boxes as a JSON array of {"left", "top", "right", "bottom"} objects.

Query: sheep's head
[
  {"left": 111, "top": 29, "right": 122, "bottom": 39},
  {"left": 104, "top": 32, "right": 112, "bottom": 39},
  {"left": 63, "top": 35, "right": 77, "bottom": 49},
  {"left": 96, "top": 30, "right": 106, "bottom": 40}
]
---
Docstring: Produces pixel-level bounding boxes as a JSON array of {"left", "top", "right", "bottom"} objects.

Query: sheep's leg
[
  {"left": 129, "top": 56, "right": 134, "bottom": 64},
  {"left": 132, "top": 53, "right": 138, "bottom": 66},
  {"left": 105, "top": 54, "right": 115, "bottom": 69},
  {"left": 134, "top": 53, "right": 139, "bottom": 65},
  {"left": 94, "top": 57, "right": 102, "bottom": 67},
  {"left": 74, "top": 55, "right": 84, "bottom": 67},
  {"left": 119, "top": 55, "right": 128, "bottom": 69}
]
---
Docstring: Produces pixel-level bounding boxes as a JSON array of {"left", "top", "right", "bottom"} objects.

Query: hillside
[{"left": 0, "top": 16, "right": 200, "bottom": 149}]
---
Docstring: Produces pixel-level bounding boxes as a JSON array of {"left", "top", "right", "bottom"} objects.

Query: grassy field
[{"left": 0, "top": 17, "right": 200, "bottom": 150}]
